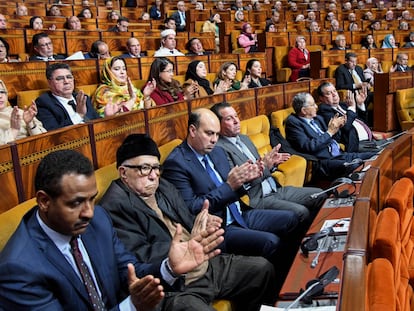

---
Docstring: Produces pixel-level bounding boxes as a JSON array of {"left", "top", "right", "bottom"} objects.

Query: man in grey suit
[{"left": 211, "top": 102, "right": 325, "bottom": 225}]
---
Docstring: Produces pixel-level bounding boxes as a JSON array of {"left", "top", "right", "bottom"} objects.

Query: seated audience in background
[
  {"left": 295, "top": 14, "right": 305, "bottom": 22},
  {"left": 84, "top": 40, "right": 111, "bottom": 59},
  {"left": 29, "top": 33, "right": 66, "bottom": 61},
  {"left": 369, "top": 20, "right": 381, "bottom": 31},
  {"left": 287, "top": 36, "right": 310, "bottom": 82},
  {"left": 317, "top": 82, "right": 377, "bottom": 153},
  {"left": 399, "top": 21, "right": 410, "bottom": 30},
  {"left": 47, "top": 5, "right": 63, "bottom": 17},
  {"left": 285, "top": 93, "right": 376, "bottom": 180},
  {"left": 29, "top": 16, "right": 45, "bottom": 30},
  {"left": 381, "top": 34, "right": 397, "bottom": 48},
  {"left": 231, "top": 0, "right": 247, "bottom": 10},
  {"left": 0, "top": 37, "right": 19, "bottom": 63},
  {"left": 361, "top": 34, "right": 378, "bottom": 49},
  {"left": 265, "top": 22, "right": 276, "bottom": 32},
  {"left": 94, "top": 57, "right": 155, "bottom": 117},
  {"left": 234, "top": 10, "right": 245, "bottom": 22},
  {"left": 0, "top": 80, "right": 46, "bottom": 144},
  {"left": 243, "top": 58, "right": 271, "bottom": 88},
  {"left": 121, "top": 37, "right": 145, "bottom": 58},
  {"left": 149, "top": 0, "right": 162, "bottom": 20},
  {"left": 213, "top": 61, "right": 249, "bottom": 92},
  {"left": 146, "top": 57, "right": 197, "bottom": 105},
  {"left": 399, "top": 9, "right": 412, "bottom": 21},
  {"left": 163, "top": 17, "right": 176, "bottom": 30},
  {"left": 385, "top": 9, "right": 394, "bottom": 21},
  {"left": 65, "top": 16, "right": 82, "bottom": 30},
  {"left": 330, "top": 34, "right": 348, "bottom": 50},
  {"left": 202, "top": 14, "right": 221, "bottom": 52},
  {"left": 330, "top": 19, "right": 342, "bottom": 31},
  {"left": 154, "top": 29, "right": 184, "bottom": 57},
  {"left": 308, "top": 21, "right": 320, "bottom": 32},
  {"left": 184, "top": 60, "right": 226, "bottom": 97},
  {"left": 269, "top": 10, "right": 280, "bottom": 24},
  {"left": 195, "top": 2, "right": 204, "bottom": 10},
  {"left": 108, "top": 16, "right": 129, "bottom": 32},
  {"left": 36, "top": 63, "right": 100, "bottom": 130},
  {"left": 390, "top": 52, "right": 412, "bottom": 72},
  {"left": 170, "top": 1, "right": 187, "bottom": 32},
  {"left": 185, "top": 38, "right": 211, "bottom": 56},
  {"left": 211, "top": 102, "right": 324, "bottom": 225},
  {"left": 108, "top": 10, "right": 121, "bottom": 21},
  {"left": 364, "top": 57, "right": 383, "bottom": 87},
  {"left": 403, "top": 32, "right": 414, "bottom": 47},
  {"left": 215, "top": 0, "right": 227, "bottom": 11},
  {"left": 105, "top": 0, "right": 114, "bottom": 9},
  {"left": 238, "top": 23, "right": 258, "bottom": 53},
  {"left": 15, "top": 4, "right": 28, "bottom": 16},
  {"left": 77, "top": 8, "right": 93, "bottom": 18},
  {"left": 363, "top": 11, "right": 375, "bottom": 21},
  {"left": 348, "top": 22, "right": 359, "bottom": 31},
  {"left": 0, "top": 149, "right": 227, "bottom": 310},
  {"left": 100, "top": 134, "right": 277, "bottom": 311},
  {"left": 140, "top": 12, "right": 150, "bottom": 20}
]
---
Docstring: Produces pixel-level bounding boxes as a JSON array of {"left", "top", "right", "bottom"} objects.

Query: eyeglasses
[
  {"left": 123, "top": 164, "right": 162, "bottom": 176},
  {"left": 162, "top": 69, "right": 174, "bottom": 73},
  {"left": 38, "top": 42, "right": 53, "bottom": 48},
  {"left": 53, "top": 75, "right": 74, "bottom": 82}
]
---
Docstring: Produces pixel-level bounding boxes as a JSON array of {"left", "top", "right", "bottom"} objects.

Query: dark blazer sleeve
[
  {"left": 335, "top": 64, "right": 354, "bottom": 91},
  {"left": 83, "top": 94, "right": 100, "bottom": 120},
  {"left": 36, "top": 92, "right": 74, "bottom": 130},
  {"left": 285, "top": 114, "right": 334, "bottom": 159},
  {"left": 162, "top": 142, "right": 240, "bottom": 218}
]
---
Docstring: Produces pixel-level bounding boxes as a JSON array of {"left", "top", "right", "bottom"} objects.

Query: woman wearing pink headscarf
[{"left": 237, "top": 23, "right": 258, "bottom": 53}]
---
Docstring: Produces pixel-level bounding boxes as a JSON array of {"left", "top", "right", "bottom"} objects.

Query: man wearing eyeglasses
[
  {"left": 99, "top": 134, "right": 277, "bottom": 310},
  {"left": 29, "top": 32, "right": 66, "bottom": 61},
  {"left": 35, "top": 63, "right": 100, "bottom": 130}
]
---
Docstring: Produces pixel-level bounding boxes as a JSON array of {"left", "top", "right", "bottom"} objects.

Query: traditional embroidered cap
[
  {"left": 161, "top": 29, "right": 176, "bottom": 38},
  {"left": 116, "top": 134, "right": 160, "bottom": 167}
]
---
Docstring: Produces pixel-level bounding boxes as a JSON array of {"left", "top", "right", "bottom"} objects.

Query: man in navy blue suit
[
  {"left": 0, "top": 149, "right": 225, "bottom": 310},
  {"left": 35, "top": 63, "right": 100, "bottom": 130},
  {"left": 162, "top": 108, "right": 299, "bottom": 265},
  {"left": 285, "top": 92, "right": 376, "bottom": 180}
]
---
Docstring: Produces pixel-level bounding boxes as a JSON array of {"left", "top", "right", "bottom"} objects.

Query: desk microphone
[
  {"left": 376, "top": 130, "right": 408, "bottom": 149},
  {"left": 310, "top": 179, "right": 353, "bottom": 199}
]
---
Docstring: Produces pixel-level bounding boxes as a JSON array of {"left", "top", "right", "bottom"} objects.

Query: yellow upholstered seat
[
  {"left": 274, "top": 46, "right": 292, "bottom": 83},
  {"left": 396, "top": 88, "right": 414, "bottom": 131},
  {"left": 240, "top": 114, "right": 306, "bottom": 187}
]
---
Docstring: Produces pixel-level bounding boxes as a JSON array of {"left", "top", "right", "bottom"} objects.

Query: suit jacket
[
  {"left": 162, "top": 141, "right": 244, "bottom": 222},
  {"left": 317, "top": 102, "right": 367, "bottom": 152},
  {"left": 216, "top": 135, "right": 277, "bottom": 208},
  {"left": 170, "top": 11, "right": 186, "bottom": 31},
  {"left": 36, "top": 91, "right": 100, "bottom": 131},
  {"left": 0, "top": 206, "right": 159, "bottom": 310},
  {"left": 395, "top": 64, "right": 412, "bottom": 72},
  {"left": 29, "top": 54, "right": 66, "bottom": 61},
  {"left": 100, "top": 178, "right": 195, "bottom": 266},
  {"left": 335, "top": 63, "right": 366, "bottom": 91},
  {"left": 285, "top": 114, "right": 341, "bottom": 159},
  {"left": 287, "top": 46, "right": 310, "bottom": 82},
  {"left": 248, "top": 77, "right": 271, "bottom": 88}
]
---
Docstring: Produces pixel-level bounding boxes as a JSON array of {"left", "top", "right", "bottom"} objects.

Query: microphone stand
[{"left": 284, "top": 282, "right": 321, "bottom": 310}]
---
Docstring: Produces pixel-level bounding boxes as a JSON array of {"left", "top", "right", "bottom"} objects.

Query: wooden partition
[
  {"left": 0, "top": 144, "right": 20, "bottom": 212},
  {"left": 65, "top": 31, "right": 101, "bottom": 55}
]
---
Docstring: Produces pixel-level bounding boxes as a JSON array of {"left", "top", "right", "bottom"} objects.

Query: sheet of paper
[{"left": 260, "top": 305, "right": 336, "bottom": 311}]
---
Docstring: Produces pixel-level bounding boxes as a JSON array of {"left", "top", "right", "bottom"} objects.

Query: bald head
[{"left": 187, "top": 108, "right": 220, "bottom": 155}]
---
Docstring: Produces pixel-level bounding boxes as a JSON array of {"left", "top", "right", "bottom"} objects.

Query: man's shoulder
[
  {"left": 36, "top": 91, "right": 55, "bottom": 104},
  {"left": 164, "top": 142, "right": 188, "bottom": 163}
]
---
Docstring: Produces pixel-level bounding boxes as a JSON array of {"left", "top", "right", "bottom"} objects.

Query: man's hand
[
  {"left": 226, "top": 161, "right": 262, "bottom": 190},
  {"left": 327, "top": 114, "right": 345, "bottom": 135},
  {"left": 263, "top": 143, "right": 290, "bottom": 168},
  {"left": 128, "top": 264, "right": 164, "bottom": 311},
  {"left": 191, "top": 200, "right": 222, "bottom": 238},
  {"left": 168, "top": 224, "right": 224, "bottom": 275},
  {"left": 75, "top": 90, "right": 88, "bottom": 118},
  {"left": 23, "top": 100, "right": 38, "bottom": 125}
]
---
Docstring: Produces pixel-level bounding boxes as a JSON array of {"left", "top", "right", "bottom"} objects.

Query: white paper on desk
[
  {"left": 320, "top": 218, "right": 350, "bottom": 234},
  {"left": 65, "top": 51, "right": 85, "bottom": 60},
  {"left": 260, "top": 305, "right": 336, "bottom": 311}
]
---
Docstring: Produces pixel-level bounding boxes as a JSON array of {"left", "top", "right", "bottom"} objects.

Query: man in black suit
[
  {"left": 390, "top": 52, "right": 413, "bottom": 72},
  {"left": 29, "top": 33, "right": 66, "bottom": 61},
  {"left": 170, "top": 1, "right": 187, "bottom": 32},
  {"left": 335, "top": 52, "right": 373, "bottom": 124},
  {"left": 285, "top": 92, "right": 376, "bottom": 180},
  {"left": 120, "top": 37, "right": 146, "bottom": 58},
  {"left": 35, "top": 63, "right": 100, "bottom": 131}
]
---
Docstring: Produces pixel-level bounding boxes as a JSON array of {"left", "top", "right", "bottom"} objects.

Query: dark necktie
[
  {"left": 68, "top": 100, "right": 76, "bottom": 112},
  {"left": 202, "top": 156, "right": 247, "bottom": 228},
  {"left": 170, "top": 50, "right": 174, "bottom": 54},
  {"left": 310, "top": 120, "right": 341, "bottom": 157},
  {"left": 70, "top": 237, "right": 106, "bottom": 311}
]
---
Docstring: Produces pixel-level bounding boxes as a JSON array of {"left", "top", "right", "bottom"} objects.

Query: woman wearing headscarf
[
  {"left": 202, "top": 13, "right": 221, "bottom": 52},
  {"left": 0, "top": 80, "right": 46, "bottom": 144},
  {"left": 238, "top": 23, "right": 258, "bottom": 53},
  {"left": 381, "top": 34, "right": 397, "bottom": 48},
  {"left": 184, "top": 60, "right": 226, "bottom": 97},
  {"left": 94, "top": 56, "right": 155, "bottom": 117}
]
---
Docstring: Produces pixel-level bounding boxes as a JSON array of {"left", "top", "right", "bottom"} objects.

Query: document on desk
[
  {"left": 260, "top": 305, "right": 336, "bottom": 311},
  {"left": 320, "top": 218, "right": 350, "bottom": 234}
]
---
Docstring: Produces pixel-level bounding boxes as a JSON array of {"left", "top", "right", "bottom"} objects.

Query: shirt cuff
[
  {"left": 119, "top": 296, "right": 137, "bottom": 311},
  {"left": 160, "top": 258, "right": 179, "bottom": 286}
]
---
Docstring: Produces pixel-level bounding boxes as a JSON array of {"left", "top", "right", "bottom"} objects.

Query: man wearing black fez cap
[{"left": 101, "top": 134, "right": 277, "bottom": 311}]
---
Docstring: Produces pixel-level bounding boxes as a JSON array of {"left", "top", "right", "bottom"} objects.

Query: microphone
[
  {"left": 310, "top": 181, "right": 351, "bottom": 199},
  {"left": 376, "top": 130, "right": 408, "bottom": 148},
  {"left": 343, "top": 158, "right": 363, "bottom": 167}
]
